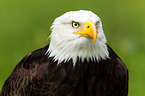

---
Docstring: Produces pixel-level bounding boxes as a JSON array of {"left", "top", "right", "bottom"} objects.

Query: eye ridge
[{"left": 72, "top": 21, "right": 80, "bottom": 28}]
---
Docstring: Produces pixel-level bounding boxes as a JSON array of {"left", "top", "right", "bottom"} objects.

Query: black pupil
[{"left": 74, "top": 23, "right": 78, "bottom": 27}]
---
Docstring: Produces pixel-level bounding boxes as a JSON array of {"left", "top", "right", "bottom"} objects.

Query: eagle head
[{"left": 47, "top": 10, "right": 109, "bottom": 65}]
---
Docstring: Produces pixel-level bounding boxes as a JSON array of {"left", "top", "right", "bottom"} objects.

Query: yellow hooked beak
[{"left": 73, "top": 21, "right": 97, "bottom": 43}]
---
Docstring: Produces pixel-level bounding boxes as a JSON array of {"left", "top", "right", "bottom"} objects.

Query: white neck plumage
[{"left": 47, "top": 37, "right": 109, "bottom": 66}]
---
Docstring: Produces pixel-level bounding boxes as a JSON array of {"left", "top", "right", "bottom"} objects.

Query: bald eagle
[{"left": 0, "top": 10, "right": 128, "bottom": 96}]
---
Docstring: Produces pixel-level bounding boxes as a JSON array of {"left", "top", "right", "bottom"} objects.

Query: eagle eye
[
  {"left": 95, "top": 21, "right": 100, "bottom": 27},
  {"left": 72, "top": 21, "right": 80, "bottom": 28}
]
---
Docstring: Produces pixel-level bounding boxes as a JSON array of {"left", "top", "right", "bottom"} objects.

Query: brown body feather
[{"left": 0, "top": 45, "right": 128, "bottom": 96}]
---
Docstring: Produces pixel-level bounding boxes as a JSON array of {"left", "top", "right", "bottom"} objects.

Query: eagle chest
[{"left": 47, "top": 59, "right": 119, "bottom": 96}]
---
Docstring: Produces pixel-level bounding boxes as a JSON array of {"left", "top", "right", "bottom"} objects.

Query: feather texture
[{"left": 0, "top": 45, "right": 128, "bottom": 96}]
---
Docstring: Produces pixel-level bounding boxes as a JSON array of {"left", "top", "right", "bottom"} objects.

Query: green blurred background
[{"left": 0, "top": 0, "right": 145, "bottom": 95}]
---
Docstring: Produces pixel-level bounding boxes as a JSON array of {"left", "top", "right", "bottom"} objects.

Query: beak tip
[
  {"left": 93, "top": 36, "right": 97, "bottom": 44},
  {"left": 93, "top": 39, "right": 96, "bottom": 43},
  {"left": 94, "top": 41, "right": 96, "bottom": 44}
]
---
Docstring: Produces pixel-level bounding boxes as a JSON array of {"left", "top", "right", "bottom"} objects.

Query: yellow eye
[{"left": 72, "top": 21, "right": 80, "bottom": 28}]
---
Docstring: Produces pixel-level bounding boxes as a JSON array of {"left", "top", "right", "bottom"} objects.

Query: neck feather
[{"left": 46, "top": 38, "right": 109, "bottom": 66}]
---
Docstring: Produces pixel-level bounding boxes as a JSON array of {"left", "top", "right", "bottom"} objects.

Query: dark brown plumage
[{"left": 0, "top": 44, "right": 128, "bottom": 96}]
